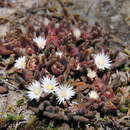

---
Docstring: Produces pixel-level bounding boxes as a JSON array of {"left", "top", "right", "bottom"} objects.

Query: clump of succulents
[{"left": 1, "top": 3, "right": 129, "bottom": 129}]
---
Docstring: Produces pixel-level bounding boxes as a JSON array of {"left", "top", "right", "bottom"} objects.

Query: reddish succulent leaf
[
  {"left": 101, "top": 88, "right": 114, "bottom": 99},
  {"left": 103, "top": 101, "right": 117, "bottom": 112},
  {"left": 128, "top": 77, "right": 130, "bottom": 83},
  {"left": 67, "top": 44, "right": 79, "bottom": 56},
  {"left": 102, "top": 73, "right": 111, "bottom": 85},
  {"left": 25, "top": 46, "right": 35, "bottom": 55},
  {"left": 22, "top": 69, "right": 34, "bottom": 83},
  {"left": 47, "top": 35, "right": 60, "bottom": 47},
  {"left": 126, "top": 94, "right": 130, "bottom": 102},
  {"left": 82, "top": 32, "right": 89, "bottom": 39},
  {"left": 47, "top": 23, "right": 56, "bottom": 35},
  {"left": 51, "top": 62, "right": 65, "bottom": 75},
  {"left": 92, "top": 78, "right": 107, "bottom": 91},
  {"left": 69, "top": 57, "right": 76, "bottom": 67},
  {"left": 26, "top": 57, "right": 38, "bottom": 71},
  {"left": 13, "top": 47, "right": 26, "bottom": 55}
]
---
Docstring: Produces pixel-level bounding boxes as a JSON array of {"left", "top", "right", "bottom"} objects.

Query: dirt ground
[
  {"left": 0, "top": 0, "right": 130, "bottom": 46},
  {"left": 0, "top": 0, "right": 130, "bottom": 129}
]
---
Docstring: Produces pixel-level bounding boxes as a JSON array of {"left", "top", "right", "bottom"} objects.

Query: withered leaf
[
  {"left": 73, "top": 115, "right": 89, "bottom": 123},
  {"left": 72, "top": 81, "right": 89, "bottom": 93},
  {"left": 0, "top": 44, "right": 12, "bottom": 55}
]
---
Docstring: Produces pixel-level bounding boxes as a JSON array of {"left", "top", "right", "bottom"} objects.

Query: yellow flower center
[
  {"left": 38, "top": 41, "right": 45, "bottom": 46},
  {"left": 60, "top": 91, "right": 67, "bottom": 97},
  {"left": 21, "top": 61, "right": 26, "bottom": 67},
  {"left": 33, "top": 88, "right": 41, "bottom": 95},
  {"left": 38, "top": 42, "right": 43, "bottom": 46},
  {"left": 97, "top": 59, "right": 105, "bottom": 65},
  {"left": 47, "top": 84, "right": 54, "bottom": 91}
]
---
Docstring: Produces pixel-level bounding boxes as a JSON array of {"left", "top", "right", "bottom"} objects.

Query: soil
[{"left": 0, "top": 0, "right": 130, "bottom": 46}]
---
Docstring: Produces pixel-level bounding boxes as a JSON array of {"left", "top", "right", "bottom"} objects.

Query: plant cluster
[{"left": 0, "top": 1, "right": 129, "bottom": 129}]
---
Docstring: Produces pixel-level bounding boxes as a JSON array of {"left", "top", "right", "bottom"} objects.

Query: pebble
[{"left": 0, "top": 86, "right": 8, "bottom": 94}]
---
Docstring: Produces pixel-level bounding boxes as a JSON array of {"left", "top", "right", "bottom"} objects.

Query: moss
[
  {"left": 25, "top": 115, "right": 37, "bottom": 129},
  {"left": 13, "top": 115, "right": 24, "bottom": 121},
  {"left": 16, "top": 99, "right": 24, "bottom": 107},
  {"left": 47, "top": 122, "right": 57, "bottom": 130},
  {"left": 119, "top": 105, "right": 128, "bottom": 113},
  {"left": 124, "top": 49, "right": 130, "bottom": 56},
  {"left": 6, "top": 114, "right": 14, "bottom": 122},
  {"left": 0, "top": 118, "right": 6, "bottom": 126},
  {"left": 5, "top": 114, "right": 24, "bottom": 122},
  {"left": 0, "top": 55, "right": 2, "bottom": 61},
  {"left": 6, "top": 104, "right": 15, "bottom": 113}
]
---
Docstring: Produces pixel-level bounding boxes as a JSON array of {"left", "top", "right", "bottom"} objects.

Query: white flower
[
  {"left": 44, "top": 18, "right": 50, "bottom": 26},
  {"left": 94, "top": 53, "right": 111, "bottom": 70},
  {"left": 87, "top": 69, "right": 96, "bottom": 79},
  {"left": 72, "top": 28, "right": 81, "bottom": 39},
  {"left": 14, "top": 56, "right": 26, "bottom": 69},
  {"left": 76, "top": 63, "right": 80, "bottom": 70},
  {"left": 41, "top": 76, "right": 58, "bottom": 94},
  {"left": 55, "top": 23, "right": 60, "bottom": 29},
  {"left": 89, "top": 90, "right": 99, "bottom": 100},
  {"left": 27, "top": 81, "right": 43, "bottom": 100},
  {"left": 55, "top": 51, "right": 63, "bottom": 58},
  {"left": 33, "top": 36, "right": 46, "bottom": 49},
  {"left": 56, "top": 84, "right": 75, "bottom": 104}
]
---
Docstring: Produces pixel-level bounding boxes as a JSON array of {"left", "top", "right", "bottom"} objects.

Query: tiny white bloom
[
  {"left": 76, "top": 63, "right": 80, "bottom": 70},
  {"left": 89, "top": 90, "right": 99, "bottom": 100},
  {"left": 55, "top": 23, "right": 60, "bottom": 29},
  {"left": 94, "top": 53, "right": 111, "bottom": 70},
  {"left": 14, "top": 56, "right": 26, "bottom": 69},
  {"left": 33, "top": 36, "right": 46, "bottom": 49},
  {"left": 55, "top": 51, "right": 63, "bottom": 58},
  {"left": 87, "top": 69, "right": 96, "bottom": 79},
  {"left": 41, "top": 76, "right": 58, "bottom": 94},
  {"left": 56, "top": 84, "right": 75, "bottom": 104},
  {"left": 44, "top": 18, "right": 50, "bottom": 26},
  {"left": 72, "top": 28, "right": 81, "bottom": 39},
  {"left": 71, "top": 101, "right": 78, "bottom": 105},
  {"left": 27, "top": 81, "right": 43, "bottom": 100}
]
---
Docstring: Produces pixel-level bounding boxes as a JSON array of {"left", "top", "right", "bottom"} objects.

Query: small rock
[
  {"left": 0, "top": 86, "right": 8, "bottom": 94},
  {"left": 0, "top": 44, "right": 12, "bottom": 55},
  {"left": 111, "top": 15, "right": 121, "bottom": 22},
  {"left": 60, "top": 123, "right": 70, "bottom": 130},
  {"left": 112, "top": 52, "right": 128, "bottom": 69}
]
